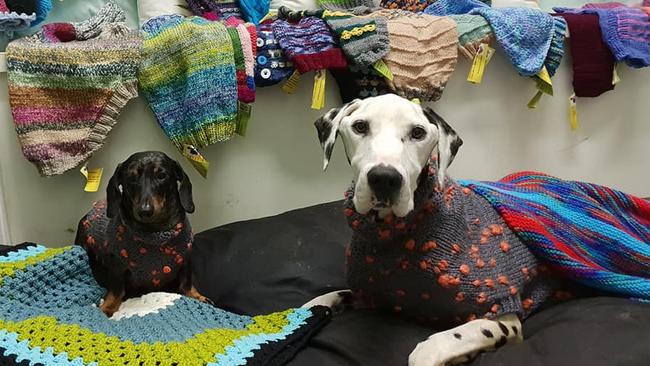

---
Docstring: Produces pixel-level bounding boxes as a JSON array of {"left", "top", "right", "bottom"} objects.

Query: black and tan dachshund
[{"left": 75, "top": 151, "right": 209, "bottom": 316}]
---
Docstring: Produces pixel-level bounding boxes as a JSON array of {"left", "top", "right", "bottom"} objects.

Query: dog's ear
[
  {"left": 106, "top": 163, "right": 123, "bottom": 218},
  {"left": 423, "top": 107, "right": 463, "bottom": 188},
  {"left": 174, "top": 161, "right": 195, "bottom": 214},
  {"left": 314, "top": 99, "right": 361, "bottom": 171}
]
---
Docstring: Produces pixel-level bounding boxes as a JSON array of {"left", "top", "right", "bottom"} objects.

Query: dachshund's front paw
[{"left": 184, "top": 286, "right": 214, "bottom": 305}]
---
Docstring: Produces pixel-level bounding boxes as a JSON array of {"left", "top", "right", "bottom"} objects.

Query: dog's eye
[
  {"left": 410, "top": 126, "right": 427, "bottom": 140},
  {"left": 157, "top": 172, "right": 168, "bottom": 180},
  {"left": 352, "top": 120, "right": 369, "bottom": 135}
]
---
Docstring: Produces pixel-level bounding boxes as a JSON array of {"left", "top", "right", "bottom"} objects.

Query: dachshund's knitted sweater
[
  {"left": 345, "top": 164, "right": 562, "bottom": 325},
  {"left": 79, "top": 200, "right": 192, "bottom": 292}
]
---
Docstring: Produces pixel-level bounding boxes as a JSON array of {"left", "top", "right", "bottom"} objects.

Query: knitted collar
[{"left": 343, "top": 161, "right": 456, "bottom": 242}]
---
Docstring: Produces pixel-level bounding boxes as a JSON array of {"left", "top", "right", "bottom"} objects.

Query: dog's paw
[
  {"left": 302, "top": 290, "right": 354, "bottom": 313},
  {"left": 408, "top": 338, "right": 446, "bottom": 366}
]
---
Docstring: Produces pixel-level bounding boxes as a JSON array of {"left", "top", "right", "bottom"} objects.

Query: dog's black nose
[
  {"left": 137, "top": 202, "right": 154, "bottom": 218},
  {"left": 367, "top": 166, "right": 402, "bottom": 202}
]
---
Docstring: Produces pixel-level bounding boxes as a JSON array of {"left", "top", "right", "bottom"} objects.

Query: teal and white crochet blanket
[{"left": 0, "top": 243, "right": 331, "bottom": 365}]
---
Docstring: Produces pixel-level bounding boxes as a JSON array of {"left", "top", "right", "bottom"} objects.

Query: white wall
[{"left": 1, "top": 51, "right": 649, "bottom": 247}]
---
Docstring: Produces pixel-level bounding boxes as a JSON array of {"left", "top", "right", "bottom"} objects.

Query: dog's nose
[
  {"left": 137, "top": 202, "right": 154, "bottom": 218},
  {"left": 367, "top": 166, "right": 403, "bottom": 202}
]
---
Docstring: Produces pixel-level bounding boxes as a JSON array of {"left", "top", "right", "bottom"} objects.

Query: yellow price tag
[
  {"left": 311, "top": 69, "right": 326, "bottom": 110},
  {"left": 282, "top": 70, "right": 300, "bottom": 94},
  {"left": 80, "top": 165, "right": 103, "bottom": 193},
  {"left": 569, "top": 94, "right": 579, "bottom": 131},
  {"left": 537, "top": 66, "right": 552, "bottom": 86},
  {"left": 612, "top": 63, "right": 621, "bottom": 85},
  {"left": 527, "top": 90, "right": 544, "bottom": 109},
  {"left": 373, "top": 59, "right": 394, "bottom": 81},
  {"left": 182, "top": 144, "right": 209, "bottom": 178},
  {"left": 467, "top": 44, "right": 495, "bottom": 84},
  {"left": 411, "top": 98, "right": 421, "bottom": 105},
  {"left": 236, "top": 102, "right": 252, "bottom": 136}
]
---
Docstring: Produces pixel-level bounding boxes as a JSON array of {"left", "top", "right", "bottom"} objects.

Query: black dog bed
[{"left": 193, "top": 201, "right": 650, "bottom": 366}]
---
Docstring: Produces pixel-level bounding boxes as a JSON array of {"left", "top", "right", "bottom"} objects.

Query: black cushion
[{"left": 193, "top": 201, "right": 650, "bottom": 366}]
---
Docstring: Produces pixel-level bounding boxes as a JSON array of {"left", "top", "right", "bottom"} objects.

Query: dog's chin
[{"left": 353, "top": 194, "right": 414, "bottom": 219}]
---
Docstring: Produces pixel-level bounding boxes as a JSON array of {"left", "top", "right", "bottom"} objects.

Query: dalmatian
[{"left": 301, "top": 94, "right": 579, "bottom": 366}]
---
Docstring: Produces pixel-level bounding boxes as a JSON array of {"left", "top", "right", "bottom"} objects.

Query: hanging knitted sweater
[
  {"left": 78, "top": 200, "right": 192, "bottom": 293},
  {"left": 345, "top": 163, "right": 568, "bottom": 326}
]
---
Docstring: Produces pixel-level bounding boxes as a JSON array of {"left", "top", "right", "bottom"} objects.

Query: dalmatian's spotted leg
[
  {"left": 302, "top": 290, "right": 354, "bottom": 313},
  {"left": 409, "top": 313, "right": 523, "bottom": 366}
]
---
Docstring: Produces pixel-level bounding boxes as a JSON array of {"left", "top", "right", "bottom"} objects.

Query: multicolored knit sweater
[
  {"left": 460, "top": 172, "right": 650, "bottom": 299},
  {"left": 78, "top": 200, "right": 193, "bottom": 293},
  {"left": 0, "top": 243, "right": 331, "bottom": 365},
  {"left": 345, "top": 164, "right": 566, "bottom": 325},
  {"left": 6, "top": 2, "right": 141, "bottom": 176}
]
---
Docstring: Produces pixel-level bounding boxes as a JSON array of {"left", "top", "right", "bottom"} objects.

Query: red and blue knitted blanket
[{"left": 460, "top": 172, "right": 650, "bottom": 299}]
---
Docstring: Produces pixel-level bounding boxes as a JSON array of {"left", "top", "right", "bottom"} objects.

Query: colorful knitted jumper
[
  {"left": 77, "top": 200, "right": 193, "bottom": 293},
  {"left": 6, "top": 3, "right": 141, "bottom": 176},
  {"left": 345, "top": 163, "right": 569, "bottom": 326},
  {"left": 0, "top": 243, "right": 331, "bottom": 365},
  {"left": 140, "top": 15, "right": 239, "bottom": 149},
  {"left": 460, "top": 172, "right": 650, "bottom": 299}
]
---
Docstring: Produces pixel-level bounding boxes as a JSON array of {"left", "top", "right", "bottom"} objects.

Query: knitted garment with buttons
[
  {"left": 6, "top": 2, "right": 140, "bottom": 176},
  {"left": 78, "top": 200, "right": 192, "bottom": 293},
  {"left": 186, "top": 0, "right": 243, "bottom": 20},
  {"left": 461, "top": 172, "right": 650, "bottom": 299},
  {"left": 140, "top": 15, "right": 239, "bottom": 149},
  {"left": 255, "top": 20, "right": 295, "bottom": 86},
  {"left": 345, "top": 163, "right": 563, "bottom": 325},
  {"left": 471, "top": 6, "right": 557, "bottom": 76},
  {"left": 0, "top": 243, "right": 331, "bottom": 365},
  {"left": 554, "top": 4, "right": 650, "bottom": 68},
  {"left": 371, "top": 9, "right": 458, "bottom": 101}
]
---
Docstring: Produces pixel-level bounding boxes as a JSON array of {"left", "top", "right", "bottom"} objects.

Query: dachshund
[{"left": 75, "top": 151, "right": 209, "bottom": 317}]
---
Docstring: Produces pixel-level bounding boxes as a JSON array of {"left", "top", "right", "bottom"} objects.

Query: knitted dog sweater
[
  {"left": 78, "top": 200, "right": 192, "bottom": 293},
  {"left": 0, "top": 244, "right": 332, "bottom": 365},
  {"left": 371, "top": 9, "right": 458, "bottom": 101},
  {"left": 255, "top": 20, "right": 296, "bottom": 86},
  {"left": 6, "top": 2, "right": 141, "bottom": 176},
  {"left": 345, "top": 164, "right": 563, "bottom": 325},
  {"left": 140, "top": 15, "right": 239, "bottom": 149}
]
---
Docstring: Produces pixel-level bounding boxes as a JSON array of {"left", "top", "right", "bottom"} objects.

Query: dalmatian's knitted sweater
[
  {"left": 345, "top": 164, "right": 566, "bottom": 326},
  {"left": 79, "top": 200, "right": 193, "bottom": 293}
]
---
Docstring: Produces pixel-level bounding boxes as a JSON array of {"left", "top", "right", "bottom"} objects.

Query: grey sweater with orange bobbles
[{"left": 344, "top": 163, "right": 577, "bottom": 326}]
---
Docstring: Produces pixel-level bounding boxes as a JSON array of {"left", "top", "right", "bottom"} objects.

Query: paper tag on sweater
[
  {"left": 537, "top": 66, "right": 552, "bottom": 86},
  {"left": 311, "top": 70, "right": 326, "bottom": 110},
  {"left": 80, "top": 165, "right": 103, "bottom": 193},
  {"left": 373, "top": 60, "right": 394, "bottom": 81},
  {"left": 182, "top": 144, "right": 209, "bottom": 179},
  {"left": 282, "top": 70, "right": 300, "bottom": 94},
  {"left": 527, "top": 90, "right": 544, "bottom": 109},
  {"left": 236, "top": 102, "right": 252, "bottom": 136},
  {"left": 411, "top": 98, "right": 421, "bottom": 105},
  {"left": 569, "top": 94, "right": 579, "bottom": 131},
  {"left": 467, "top": 45, "right": 494, "bottom": 84},
  {"left": 612, "top": 63, "right": 621, "bottom": 85}
]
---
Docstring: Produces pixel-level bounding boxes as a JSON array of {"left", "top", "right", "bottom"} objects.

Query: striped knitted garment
[
  {"left": 423, "top": 0, "right": 488, "bottom": 16},
  {"left": 0, "top": 244, "right": 331, "bottom": 365},
  {"left": 272, "top": 16, "right": 348, "bottom": 74},
  {"left": 371, "top": 9, "right": 458, "bottom": 101},
  {"left": 554, "top": 5, "right": 650, "bottom": 68},
  {"left": 186, "top": 0, "right": 243, "bottom": 20},
  {"left": 472, "top": 7, "right": 557, "bottom": 76},
  {"left": 225, "top": 17, "right": 257, "bottom": 103},
  {"left": 140, "top": 15, "right": 239, "bottom": 149},
  {"left": 460, "top": 172, "right": 650, "bottom": 300},
  {"left": 6, "top": 5, "right": 141, "bottom": 176}
]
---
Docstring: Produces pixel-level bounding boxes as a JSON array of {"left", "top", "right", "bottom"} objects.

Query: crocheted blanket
[
  {"left": 460, "top": 172, "right": 650, "bottom": 299},
  {"left": 0, "top": 244, "right": 330, "bottom": 366}
]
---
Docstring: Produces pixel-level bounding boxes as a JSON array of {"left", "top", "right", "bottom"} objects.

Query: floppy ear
[
  {"left": 314, "top": 99, "right": 361, "bottom": 171},
  {"left": 175, "top": 161, "right": 195, "bottom": 214},
  {"left": 106, "top": 164, "right": 122, "bottom": 218},
  {"left": 422, "top": 107, "right": 463, "bottom": 188}
]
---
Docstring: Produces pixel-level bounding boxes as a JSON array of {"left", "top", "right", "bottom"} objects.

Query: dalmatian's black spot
[
  {"left": 481, "top": 329, "right": 494, "bottom": 338},
  {"left": 324, "top": 143, "right": 335, "bottom": 162},
  {"left": 314, "top": 117, "right": 334, "bottom": 145},
  {"left": 511, "top": 326, "right": 518, "bottom": 335},
  {"left": 453, "top": 333, "right": 462, "bottom": 340},
  {"left": 495, "top": 336, "right": 508, "bottom": 349},
  {"left": 498, "top": 321, "right": 509, "bottom": 336}
]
